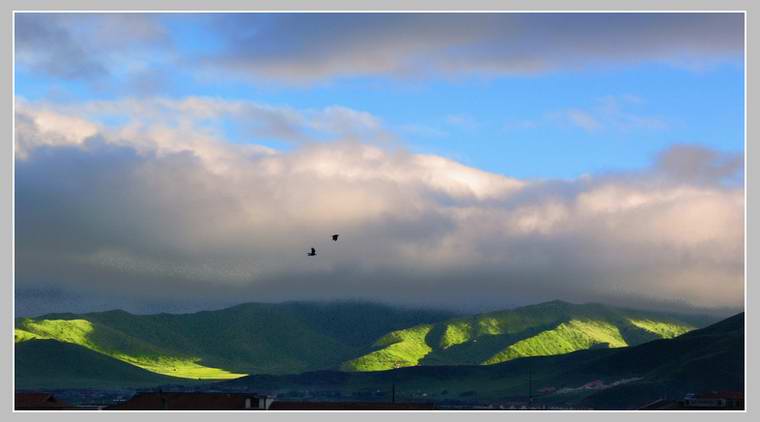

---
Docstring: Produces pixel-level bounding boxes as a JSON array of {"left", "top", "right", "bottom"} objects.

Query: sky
[{"left": 14, "top": 13, "right": 745, "bottom": 316}]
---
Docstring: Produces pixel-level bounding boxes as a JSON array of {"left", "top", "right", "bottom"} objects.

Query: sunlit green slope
[
  {"left": 344, "top": 301, "right": 702, "bottom": 371},
  {"left": 14, "top": 300, "right": 708, "bottom": 383},
  {"left": 15, "top": 302, "right": 454, "bottom": 379},
  {"left": 341, "top": 324, "right": 435, "bottom": 371},
  {"left": 220, "top": 313, "right": 743, "bottom": 410},
  {"left": 15, "top": 318, "right": 244, "bottom": 379}
]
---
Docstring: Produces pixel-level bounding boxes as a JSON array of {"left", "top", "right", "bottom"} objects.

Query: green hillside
[
  {"left": 15, "top": 317, "right": 244, "bottom": 379},
  {"left": 341, "top": 324, "right": 435, "bottom": 371},
  {"left": 15, "top": 301, "right": 455, "bottom": 380},
  {"left": 482, "top": 319, "right": 628, "bottom": 364},
  {"left": 14, "top": 300, "right": 712, "bottom": 387},
  {"left": 15, "top": 339, "right": 193, "bottom": 389},
  {"left": 219, "top": 313, "right": 744, "bottom": 409},
  {"left": 346, "top": 301, "right": 703, "bottom": 370}
]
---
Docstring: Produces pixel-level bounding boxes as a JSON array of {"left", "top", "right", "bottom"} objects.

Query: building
[
  {"left": 268, "top": 401, "right": 437, "bottom": 410},
  {"left": 106, "top": 391, "right": 436, "bottom": 411},
  {"left": 683, "top": 391, "right": 744, "bottom": 409},
  {"left": 107, "top": 392, "right": 273, "bottom": 410},
  {"left": 15, "top": 393, "right": 75, "bottom": 410},
  {"left": 640, "top": 391, "right": 744, "bottom": 410}
]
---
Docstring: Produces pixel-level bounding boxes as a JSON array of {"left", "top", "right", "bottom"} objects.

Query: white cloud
[
  {"left": 446, "top": 114, "right": 478, "bottom": 130},
  {"left": 539, "top": 95, "right": 669, "bottom": 133},
  {"left": 14, "top": 99, "right": 744, "bottom": 314},
  {"left": 566, "top": 109, "right": 602, "bottom": 132},
  {"left": 15, "top": 96, "right": 393, "bottom": 173}
]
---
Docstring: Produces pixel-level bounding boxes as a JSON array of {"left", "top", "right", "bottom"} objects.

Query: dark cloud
[
  {"left": 15, "top": 13, "right": 171, "bottom": 84},
  {"left": 15, "top": 14, "right": 108, "bottom": 80},
  {"left": 14, "top": 104, "right": 744, "bottom": 316},
  {"left": 655, "top": 144, "right": 744, "bottom": 186},
  {"left": 15, "top": 13, "right": 743, "bottom": 87},
  {"left": 205, "top": 13, "right": 744, "bottom": 83}
]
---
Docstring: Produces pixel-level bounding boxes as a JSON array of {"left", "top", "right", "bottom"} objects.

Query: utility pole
[
  {"left": 528, "top": 361, "right": 533, "bottom": 409},
  {"left": 390, "top": 360, "right": 401, "bottom": 404}
]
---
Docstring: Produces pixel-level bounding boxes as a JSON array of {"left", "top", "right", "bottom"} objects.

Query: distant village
[{"left": 15, "top": 388, "right": 744, "bottom": 411}]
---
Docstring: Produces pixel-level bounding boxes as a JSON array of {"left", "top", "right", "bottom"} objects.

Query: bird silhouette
[
  {"left": 307, "top": 247, "right": 316, "bottom": 256},
  {"left": 332, "top": 234, "right": 339, "bottom": 241}
]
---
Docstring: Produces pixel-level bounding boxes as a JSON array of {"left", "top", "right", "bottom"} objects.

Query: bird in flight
[
  {"left": 332, "top": 234, "right": 339, "bottom": 241},
  {"left": 307, "top": 247, "right": 316, "bottom": 256}
]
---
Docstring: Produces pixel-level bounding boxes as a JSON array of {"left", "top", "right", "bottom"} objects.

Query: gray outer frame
[{"left": 1, "top": 1, "right": 754, "bottom": 421}]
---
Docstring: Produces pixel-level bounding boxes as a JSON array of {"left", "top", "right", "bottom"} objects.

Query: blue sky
[
  {"left": 14, "top": 13, "right": 746, "bottom": 314},
  {"left": 15, "top": 13, "right": 744, "bottom": 180}
]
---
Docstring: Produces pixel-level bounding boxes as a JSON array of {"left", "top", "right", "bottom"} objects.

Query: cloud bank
[
  {"left": 206, "top": 13, "right": 744, "bottom": 83},
  {"left": 14, "top": 98, "right": 744, "bottom": 315},
  {"left": 15, "top": 13, "right": 744, "bottom": 86}
]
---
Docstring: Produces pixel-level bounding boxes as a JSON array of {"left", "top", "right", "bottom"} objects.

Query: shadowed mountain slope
[
  {"left": 341, "top": 301, "right": 710, "bottom": 370},
  {"left": 219, "top": 312, "right": 743, "bottom": 409},
  {"left": 15, "top": 339, "right": 190, "bottom": 389},
  {"left": 15, "top": 300, "right": 714, "bottom": 386},
  {"left": 15, "top": 301, "right": 455, "bottom": 379}
]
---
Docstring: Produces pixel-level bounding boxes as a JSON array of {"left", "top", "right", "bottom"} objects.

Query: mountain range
[
  {"left": 218, "top": 312, "right": 744, "bottom": 409},
  {"left": 15, "top": 300, "right": 718, "bottom": 390}
]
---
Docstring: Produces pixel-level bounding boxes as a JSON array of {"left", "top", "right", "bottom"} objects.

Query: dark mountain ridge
[{"left": 15, "top": 300, "right": 724, "bottom": 394}]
